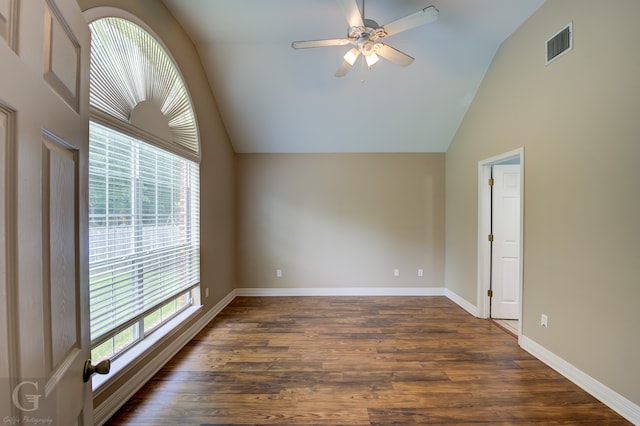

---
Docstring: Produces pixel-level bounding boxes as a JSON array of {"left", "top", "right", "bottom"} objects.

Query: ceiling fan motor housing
[
  {"left": 349, "top": 19, "right": 387, "bottom": 41},
  {"left": 350, "top": 18, "right": 387, "bottom": 56}
]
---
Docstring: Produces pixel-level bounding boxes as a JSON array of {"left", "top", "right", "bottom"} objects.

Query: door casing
[{"left": 477, "top": 148, "right": 525, "bottom": 339}]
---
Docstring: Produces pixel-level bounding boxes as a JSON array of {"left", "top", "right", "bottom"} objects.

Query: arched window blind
[
  {"left": 88, "top": 18, "right": 200, "bottom": 355},
  {"left": 89, "top": 17, "right": 199, "bottom": 160}
]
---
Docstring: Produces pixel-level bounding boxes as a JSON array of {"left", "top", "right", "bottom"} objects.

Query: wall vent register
[{"left": 546, "top": 23, "right": 572, "bottom": 64}]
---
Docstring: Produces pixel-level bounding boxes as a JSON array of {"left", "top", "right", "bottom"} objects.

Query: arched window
[{"left": 87, "top": 17, "right": 200, "bottom": 364}]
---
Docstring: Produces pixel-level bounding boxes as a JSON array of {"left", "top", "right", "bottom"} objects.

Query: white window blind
[
  {"left": 89, "top": 17, "right": 199, "bottom": 159},
  {"left": 89, "top": 121, "right": 200, "bottom": 344}
]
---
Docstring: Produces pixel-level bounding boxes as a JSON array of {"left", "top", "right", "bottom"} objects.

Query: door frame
[{"left": 477, "top": 148, "right": 525, "bottom": 338}]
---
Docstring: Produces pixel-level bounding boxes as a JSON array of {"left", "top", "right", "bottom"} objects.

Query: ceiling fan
[{"left": 291, "top": 0, "right": 439, "bottom": 77}]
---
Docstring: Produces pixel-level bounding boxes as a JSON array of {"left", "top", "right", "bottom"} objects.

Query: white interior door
[
  {"left": 491, "top": 164, "right": 521, "bottom": 319},
  {"left": 0, "top": 0, "right": 92, "bottom": 424}
]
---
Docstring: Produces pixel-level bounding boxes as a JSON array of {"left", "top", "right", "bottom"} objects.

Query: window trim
[
  {"left": 91, "top": 304, "right": 202, "bottom": 393},
  {"left": 85, "top": 9, "right": 202, "bottom": 390},
  {"left": 90, "top": 284, "right": 198, "bottom": 354}
]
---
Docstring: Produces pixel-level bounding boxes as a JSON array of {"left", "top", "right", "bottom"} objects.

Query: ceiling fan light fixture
[
  {"left": 365, "top": 52, "right": 379, "bottom": 67},
  {"left": 292, "top": 0, "right": 439, "bottom": 77},
  {"left": 343, "top": 47, "right": 359, "bottom": 66}
]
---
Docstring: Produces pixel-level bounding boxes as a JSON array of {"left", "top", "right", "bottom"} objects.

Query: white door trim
[
  {"left": 477, "top": 148, "right": 525, "bottom": 337},
  {"left": 0, "top": 104, "right": 19, "bottom": 419}
]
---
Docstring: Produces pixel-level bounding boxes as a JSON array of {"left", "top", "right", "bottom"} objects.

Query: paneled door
[
  {"left": 490, "top": 164, "right": 521, "bottom": 320},
  {"left": 0, "top": 0, "right": 92, "bottom": 424}
]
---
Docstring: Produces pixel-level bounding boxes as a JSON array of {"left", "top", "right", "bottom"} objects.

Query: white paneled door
[
  {"left": 0, "top": 0, "right": 92, "bottom": 424},
  {"left": 490, "top": 165, "right": 521, "bottom": 320}
]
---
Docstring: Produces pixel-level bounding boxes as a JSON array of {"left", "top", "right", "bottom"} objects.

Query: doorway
[{"left": 477, "top": 149, "right": 524, "bottom": 339}]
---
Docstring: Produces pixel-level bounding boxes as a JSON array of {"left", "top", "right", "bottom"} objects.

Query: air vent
[{"left": 546, "top": 23, "right": 572, "bottom": 64}]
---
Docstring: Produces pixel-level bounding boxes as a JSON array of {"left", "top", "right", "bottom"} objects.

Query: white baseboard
[
  {"left": 93, "top": 291, "right": 236, "bottom": 426},
  {"left": 520, "top": 335, "right": 640, "bottom": 425},
  {"left": 234, "top": 286, "right": 445, "bottom": 297},
  {"left": 444, "top": 289, "right": 478, "bottom": 317}
]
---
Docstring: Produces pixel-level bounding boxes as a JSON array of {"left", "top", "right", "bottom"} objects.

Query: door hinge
[
  {"left": 488, "top": 234, "right": 494, "bottom": 242},
  {"left": 487, "top": 289, "right": 493, "bottom": 297},
  {"left": 488, "top": 178, "right": 494, "bottom": 186}
]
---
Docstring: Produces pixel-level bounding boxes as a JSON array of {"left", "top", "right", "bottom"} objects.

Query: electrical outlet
[
  {"left": 205, "top": 287, "right": 209, "bottom": 298},
  {"left": 417, "top": 269, "right": 424, "bottom": 277},
  {"left": 276, "top": 268, "right": 282, "bottom": 278},
  {"left": 393, "top": 268, "right": 400, "bottom": 277},
  {"left": 541, "top": 314, "right": 548, "bottom": 328}
]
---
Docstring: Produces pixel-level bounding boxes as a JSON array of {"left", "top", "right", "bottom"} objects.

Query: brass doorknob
[{"left": 83, "top": 358, "right": 111, "bottom": 382}]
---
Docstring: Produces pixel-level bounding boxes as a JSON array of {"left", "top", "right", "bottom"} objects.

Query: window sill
[{"left": 91, "top": 304, "right": 202, "bottom": 395}]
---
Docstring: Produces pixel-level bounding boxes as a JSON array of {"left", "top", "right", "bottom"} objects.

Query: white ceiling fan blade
[
  {"left": 335, "top": 48, "right": 360, "bottom": 77},
  {"left": 374, "top": 43, "right": 414, "bottom": 67},
  {"left": 337, "top": 0, "right": 364, "bottom": 29},
  {"left": 382, "top": 5, "right": 438, "bottom": 37},
  {"left": 292, "top": 39, "right": 351, "bottom": 49}
]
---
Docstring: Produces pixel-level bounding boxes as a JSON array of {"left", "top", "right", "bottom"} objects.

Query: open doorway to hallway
[{"left": 477, "top": 149, "right": 524, "bottom": 339}]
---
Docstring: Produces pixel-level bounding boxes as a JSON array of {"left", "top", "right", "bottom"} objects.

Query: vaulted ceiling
[{"left": 162, "top": 0, "right": 545, "bottom": 153}]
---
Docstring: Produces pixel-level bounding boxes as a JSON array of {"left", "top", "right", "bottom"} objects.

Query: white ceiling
[{"left": 162, "top": 0, "right": 545, "bottom": 153}]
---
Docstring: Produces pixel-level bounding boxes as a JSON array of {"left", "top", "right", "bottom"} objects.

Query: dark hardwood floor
[{"left": 105, "top": 296, "right": 630, "bottom": 425}]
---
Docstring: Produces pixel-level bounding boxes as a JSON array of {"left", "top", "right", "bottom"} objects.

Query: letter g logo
[{"left": 12, "top": 381, "right": 42, "bottom": 412}]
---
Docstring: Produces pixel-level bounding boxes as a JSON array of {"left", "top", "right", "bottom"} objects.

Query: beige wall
[
  {"left": 237, "top": 153, "right": 445, "bottom": 289},
  {"left": 446, "top": 0, "right": 640, "bottom": 405},
  {"left": 78, "top": 0, "right": 236, "bottom": 408}
]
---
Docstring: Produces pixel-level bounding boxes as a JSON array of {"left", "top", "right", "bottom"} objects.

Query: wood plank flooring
[{"left": 105, "top": 296, "right": 630, "bottom": 425}]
